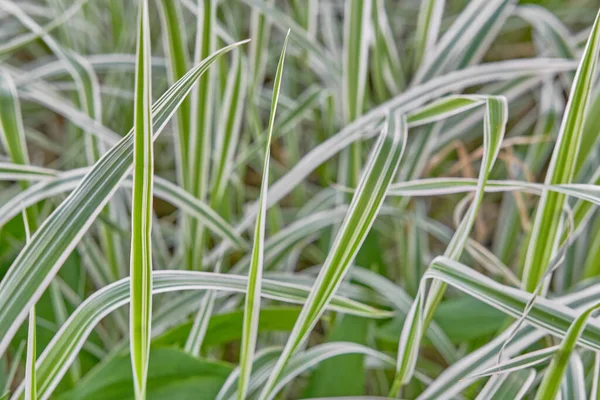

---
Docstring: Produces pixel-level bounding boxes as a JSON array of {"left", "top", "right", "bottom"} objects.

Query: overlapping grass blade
[
  {"left": 259, "top": 112, "right": 407, "bottom": 400},
  {"left": 238, "top": 31, "right": 289, "bottom": 400},
  {"left": 13, "top": 271, "right": 388, "bottom": 400},
  {"left": 475, "top": 369, "right": 535, "bottom": 400},
  {"left": 425, "top": 257, "right": 600, "bottom": 351},
  {"left": 0, "top": 166, "right": 247, "bottom": 248},
  {"left": 412, "top": 0, "right": 445, "bottom": 72},
  {"left": 467, "top": 346, "right": 556, "bottom": 379},
  {"left": 418, "top": 281, "right": 600, "bottom": 399},
  {"left": 521, "top": 9, "right": 600, "bottom": 292},
  {"left": 392, "top": 96, "right": 507, "bottom": 392},
  {"left": 0, "top": 38, "right": 248, "bottom": 358}
]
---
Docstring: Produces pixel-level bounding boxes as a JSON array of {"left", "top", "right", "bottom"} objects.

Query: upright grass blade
[
  {"left": 371, "top": 0, "right": 405, "bottom": 99},
  {"left": 238, "top": 32, "right": 289, "bottom": 400},
  {"left": 412, "top": 0, "right": 445, "bottom": 73},
  {"left": 0, "top": 37, "right": 248, "bottom": 359},
  {"left": 156, "top": 0, "right": 190, "bottom": 188},
  {"left": 342, "top": 0, "right": 371, "bottom": 188},
  {"left": 259, "top": 113, "right": 407, "bottom": 400},
  {"left": 534, "top": 301, "right": 600, "bottom": 399},
  {"left": 129, "top": 0, "right": 153, "bottom": 397},
  {"left": 521, "top": 9, "right": 600, "bottom": 292},
  {"left": 210, "top": 52, "right": 247, "bottom": 206},
  {"left": 186, "top": 0, "right": 216, "bottom": 270},
  {"left": 183, "top": 258, "right": 222, "bottom": 356}
]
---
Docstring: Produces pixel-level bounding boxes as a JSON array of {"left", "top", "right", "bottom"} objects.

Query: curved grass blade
[
  {"left": 392, "top": 96, "right": 507, "bottom": 393},
  {"left": 220, "top": 342, "right": 397, "bottom": 400},
  {"left": 467, "top": 346, "right": 556, "bottom": 379},
  {"left": 0, "top": 167, "right": 247, "bottom": 249},
  {"left": 259, "top": 113, "right": 407, "bottom": 400},
  {"left": 221, "top": 58, "right": 574, "bottom": 252},
  {"left": 12, "top": 271, "right": 388, "bottom": 400},
  {"left": 129, "top": 0, "right": 153, "bottom": 397},
  {"left": 475, "top": 369, "right": 535, "bottom": 400},
  {"left": 426, "top": 257, "right": 600, "bottom": 353},
  {"left": 0, "top": 38, "right": 249, "bottom": 358},
  {"left": 522, "top": 9, "right": 600, "bottom": 292},
  {"left": 238, "top": 31, "right": 289, "bottom": 400},
  {"left": 156, "top": 0, "right": 190, "bottom": 187}
]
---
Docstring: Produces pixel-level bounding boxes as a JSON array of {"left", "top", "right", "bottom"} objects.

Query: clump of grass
[{"left": 0, "top": 0, "right": 600, "bottom": 399}]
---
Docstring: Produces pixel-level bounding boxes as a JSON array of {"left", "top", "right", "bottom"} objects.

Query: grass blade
[
  {"left": 259, "top": 112, "right": 407, "bottom": 400},
  {"left": 521, "top": 9, "right": 600, "bottom": 292},
  {"left": 0, "top": 36, "right": 248, "bottom": 359},
  {"left": 13, "top": 271, "right": 387, "bottom": 400},
  {"left": 535, "top": 302, "right": 600, "bottom": 399},
  {"left": 129, "top": 0, "right": 153, "bottom": 397},
  {"left": 238, "top": 32, "right": 289, "bottom": 400}
]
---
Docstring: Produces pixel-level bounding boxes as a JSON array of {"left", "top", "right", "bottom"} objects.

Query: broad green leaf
[
  {"left": 56, "top": 348, "right": 232, "bottom": 400},
  {"left": 0, "top": 39, "right": 248, "bottom": 359},
  {"left": 522, "top": 9, "right": 600, "bottom": 292},
  {"left": 238, "top": 31, "right": 289, "bottom": 400},
  {"left": 260, "top": 113, "right": 407, "bottom": 400},
  {"left": 129, "top": 0, "right": 153, "bottom": 397}
]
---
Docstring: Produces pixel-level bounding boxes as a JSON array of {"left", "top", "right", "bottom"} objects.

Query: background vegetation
[{"left": 1, "top": 0, "right": 600, "bottom": 398}]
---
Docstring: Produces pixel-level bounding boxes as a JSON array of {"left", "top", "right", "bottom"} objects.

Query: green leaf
[{"left": 56, "top": 348, "right": 232, "bottom": 400}]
